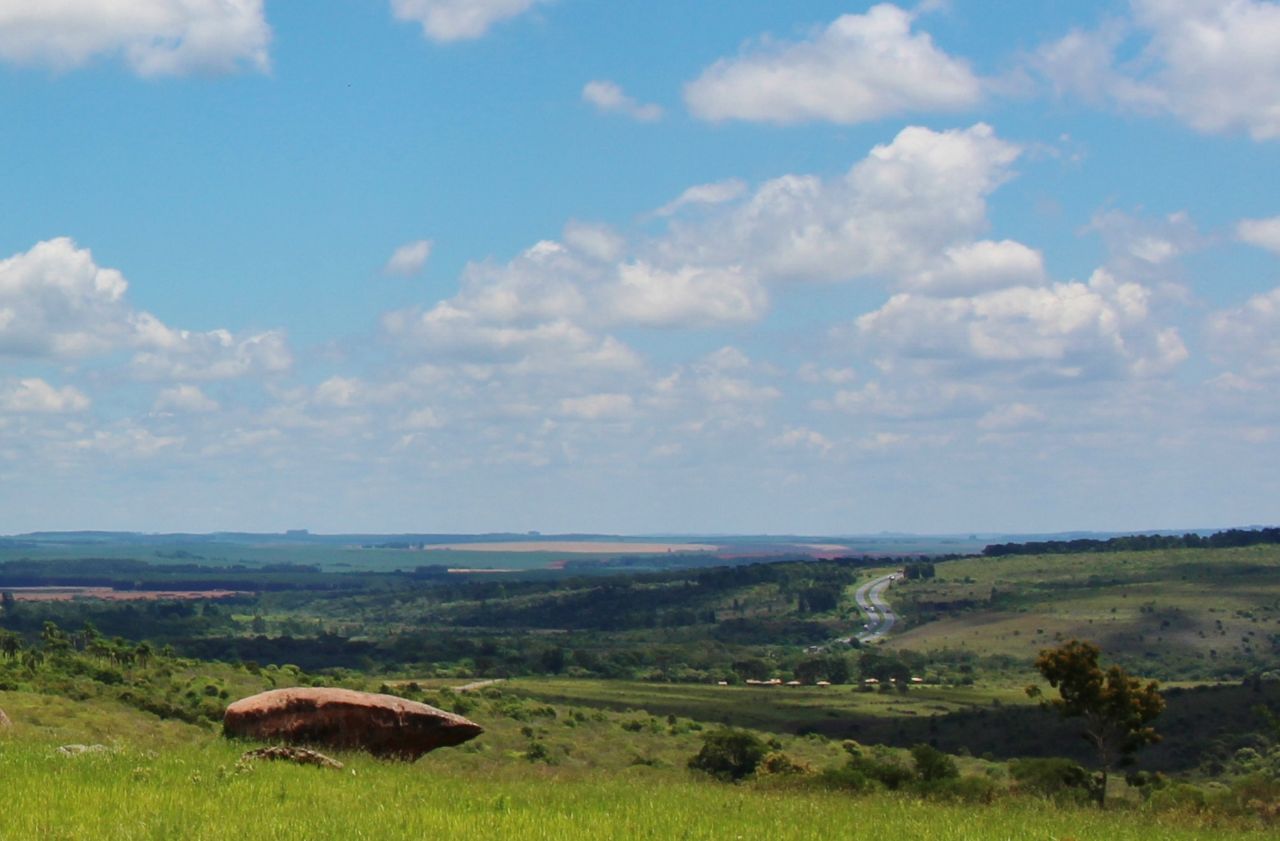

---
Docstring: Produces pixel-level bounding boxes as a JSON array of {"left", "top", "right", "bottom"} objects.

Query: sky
[{"left": 1, "top": 0, "right": 1279, "bottom": 535}]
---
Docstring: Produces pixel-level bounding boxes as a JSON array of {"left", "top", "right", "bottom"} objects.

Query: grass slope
[{"left": 888, "top": 546, "right": 1280, "bottom": 678}]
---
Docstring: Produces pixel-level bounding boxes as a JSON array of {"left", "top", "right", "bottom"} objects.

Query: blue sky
[{"left": 1, "top": 0, "right": 1279, "bottom": 535}]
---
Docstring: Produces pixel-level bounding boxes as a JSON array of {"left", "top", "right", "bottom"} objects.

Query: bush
[
  {"left": 758, "top": 752, "right": 812, "bottom": 776},
  {"left": 1009, "top": 757, "right": 1095, "bottom": 803},
  {"left": 688, "top": 728, "right": 767, "bottom": 782},
  {"left": 846, "top": 750, "right": 915, "bottom": 791},
  {"left": 910, "top": 744, "right": 959, "bottom": 782},
  {"left": 816, "top": 765, "right": 877, "bottom": 793},
  {"left": 920, "top": 775, "right": 1000, "bottom": 803},
  {"left": 1147, "top": 782, "right": 1209, "bottom": 813}
]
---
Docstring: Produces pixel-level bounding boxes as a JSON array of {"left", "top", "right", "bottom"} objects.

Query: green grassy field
[{"left": 0, "top": 706, "right": 1272, "bottom": 841}]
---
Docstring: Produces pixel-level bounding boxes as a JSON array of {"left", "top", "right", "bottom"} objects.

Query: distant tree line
[{"left": 982, "top": 528, "right": 1280, "bottom": 557}]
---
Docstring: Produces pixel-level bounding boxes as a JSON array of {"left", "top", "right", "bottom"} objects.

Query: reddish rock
[{"left": 223, "top": 687, "right": 482, "bottom": 760}]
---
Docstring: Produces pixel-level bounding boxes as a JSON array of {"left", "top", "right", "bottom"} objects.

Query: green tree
[
  {"left": 687, "top": 728, "right": 767, "bottom": 781},
  {"left": 1027, "top": 639, "right": 1164, "bottom": 806},
  {"left": 910, "top": 743, "right": 959, "bottom": 783},
  {"left": 0, "top": 629, "right": 22, "bottom": 659}
]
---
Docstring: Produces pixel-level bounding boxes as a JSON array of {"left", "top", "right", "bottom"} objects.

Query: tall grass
[{"left": 0, "top": 739, "right": 1269, "bottom": 841}]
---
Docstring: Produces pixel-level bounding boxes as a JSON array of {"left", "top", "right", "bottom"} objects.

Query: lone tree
[
  {"left": 1027, "top": 639, "right": 1164, "bottom": 806},
  {"left": 687, "top": 727, "right": 767, "bottom": 781}
]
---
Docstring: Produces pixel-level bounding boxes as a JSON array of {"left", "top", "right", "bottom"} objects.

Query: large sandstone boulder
[{"left": 223, "top": 687, "right": 482, "bottom": 760}]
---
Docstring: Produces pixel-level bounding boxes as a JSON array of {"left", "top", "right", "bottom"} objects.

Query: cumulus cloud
[
  {"left": 0, "top": 238, "right": 292, "bottom": 380},
  {"left": 1208, "top": 286, "right": 1280, "bottom": 378},
  {"left": 382, "top": 123, "right": 1023, "bottom": 387},
  {"left": 384, "top": 240, "right": 433, "bottom": 276},
  {"left": 606, "top": 263, "right": 767, "bottom": 327},
  {"left": 0, "top": 378, "right": 90, "bottom": 413},
  {"left": 582, "top": 80, "right": 663, "bottom": 121},
  {"left": 1237, "top": 216, "right": 1280, "bottom": 254},
  {"left": 1086, "top": 209, "right": 1200, "bottom": 277},
  {"left": 390, "top": 0, "right": 544, "bottom": 42},
  {"left": 903, "top": 240, "right": 1046, "bottom": 296},
  {"left": 0, "top": 237, "right": 131, "bottom": 357},
  {"left": 1036, "top": 0, "right": 1280, "bottom": 140},
  {"left": 558, "top": 393, "right": 634, "bottom": 420},
  {"left": 772, "top": 426, "right": 832, "bottom": 452},
  {"left": 0, "top": 0, "right": 271, "bottom": 76},
  {"left": 659, "top": 123, "right": 1021, "bottom": 283},
  {"left": 685, "top": 4, "right": 982, "bottom": 124},
  {"left": 653, "top": 179, "right": 749, "bottom": 217},
  {"left": 856, "top": 268, "right": 1188, "bottom": 381},
  {"left": 129, "top": 325, "right": 292, "bottom": 381},
  {"left": 153, "top": 385, "right": 219, "bottom": 414},
  {"left": 977, "top": 402, "right": 1046, "bottom": 430}
]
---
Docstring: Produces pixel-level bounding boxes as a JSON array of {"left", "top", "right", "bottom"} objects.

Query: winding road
[{"left": 853, "top": 572, "right": 898, "bottom": 643}]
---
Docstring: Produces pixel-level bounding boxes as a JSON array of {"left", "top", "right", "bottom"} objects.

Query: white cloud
[
  {"left": 398, "top": 407, "right": 444, "bottom": 430},
  {"left": 857, "top": 268, "right": 1188, "bottom": 380},
  {"left": 977, "top": 402, "right": 1046, "bottom": 430},
  {"left": 74, "top": 425, "right": 182, "bottom": 459},
  {"left": 903, "top": 240, "right": 1046, "bottom": 296},
  {"left": 685, "top": 4, "right": 982, "bottom": 124},
  {"left": 384, "top": 240, "right": 433, "bottom": 276},
  {"left": 1208, "top": 286, "right": 1280, "bottom": 378},
  {"left": 1037, "top": 0, "right": 1280, "bottom": 140},
  {"left": 1086, "top": 209, "right": 1200, "bottom": 275},
  {"left": 313, "top": 377, "right": 363, "bottom": 408},
  {"left": 558, "top": 393, "right": 634, "bottom": 420},
  {"left": 390, "top": 0, "right": 544, "bottom": 42},
  {"left": 0, "top": 238, "right": 292, "bottom": 380},
  {"left": 1, "top": 378, "right": 90, "bottom": 413},
  {"left": 654, "top": 179, "right": 749, "bottom": 217},
  {"left": 660, "top": 123, "right": 1021, "bottom": 283},
  {"left": 1237, "top": 216, "right": 1280, "bottom": 254},
  {"left": 0, "top": 237, "right": 130, "bottom": 357},
  {"left": 153, "top": 385, "right": 219, "bottom": 414},
  {"left": 605, "top": 262, "right": 767, "bottom": 327},
  {"left": 0, "top": 0, "right": 270, "bottom": 76},
  {"left": 129, "top": 325, "right": 292, "bottom": 381},
  {"left": 582, "top": 80, "right": 663, "bottom": 122},
  {"left": 773, "top": 426, "right": 832, "bottom": 452}
]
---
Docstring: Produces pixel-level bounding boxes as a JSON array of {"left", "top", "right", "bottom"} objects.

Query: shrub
[
  {"left": 1009, "top": 757, "right": 1095, "bottom": 803},
  {"left": 758, "top": 752, "right": 812, "bottom": 776},
  {"left": 846, "top": 750, "right": 915, "bottom": 791},
  {"left": 688, "top": 728, "right": 767, "bottom": 782},
  {"left": 524, "top": 740, "right": 554, "bottom": 764},
  {"left": 911, "top": 744, "right": 959, "bottom": 782},
  {"left": 816, "top": 765, "right": 876, "bottom": 793},
  {"left": 921, "top": 774, "right": 1000, "bottom": 803}
]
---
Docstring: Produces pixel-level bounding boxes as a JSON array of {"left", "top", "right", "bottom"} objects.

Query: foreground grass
[{"left": 0, "top": 739, "right": 1269, "bottom": 841}]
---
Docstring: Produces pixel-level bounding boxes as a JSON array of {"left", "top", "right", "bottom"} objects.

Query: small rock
[
  {"left": 241, "top": 746, "right": 344, "bottom": 769},
  {"left": 57, "top": 744, "right": 110, "bottom": 756}
]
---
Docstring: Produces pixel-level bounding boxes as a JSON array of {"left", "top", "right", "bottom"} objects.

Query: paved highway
[{"left": 853, "top": 572, "right": 898, "bottom": 643}]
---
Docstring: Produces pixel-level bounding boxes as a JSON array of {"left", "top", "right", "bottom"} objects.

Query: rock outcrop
[
  {"left": 223, "top": 687, "right": 482, "bottom": 760},
  {"left": 0, "top": 707, "right": 10, "bottom": 729}
]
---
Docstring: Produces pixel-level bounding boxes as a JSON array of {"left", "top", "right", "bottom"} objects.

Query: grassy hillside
[
  {"left": 888, "top": 546, "right": 1280, "bottom": 679},
  {"left": 2, "top": 686, "right": 1277, "bottom": 840}
]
